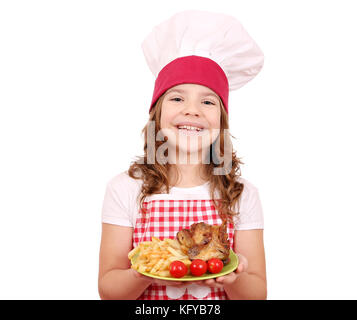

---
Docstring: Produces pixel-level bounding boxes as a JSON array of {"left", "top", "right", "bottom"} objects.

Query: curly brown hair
[{"left": 128, "top": 92, "right": 245, "bottom": 223}]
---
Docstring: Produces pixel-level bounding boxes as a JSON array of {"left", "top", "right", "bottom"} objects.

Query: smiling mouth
[
  {"left": 172, "top": 126, "right": 209, "bottom": 137},
  {"left": 175, "top": 125, "right": 205, "bottom": 132}
]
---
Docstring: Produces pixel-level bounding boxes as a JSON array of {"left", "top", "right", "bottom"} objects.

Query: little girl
[{"left": 98, "top": 10, "right": 266, "bottom": 300}]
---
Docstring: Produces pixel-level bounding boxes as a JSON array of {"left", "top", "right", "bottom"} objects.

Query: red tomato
[
  {"left": 169, "top": 261, "right": 188, "bottom": 278},
  {"left": 207, "top": 258, "right": 224, "bottom": 274},
  {"left": 190, "top": 259, "right": 207, "bottom": 276}
]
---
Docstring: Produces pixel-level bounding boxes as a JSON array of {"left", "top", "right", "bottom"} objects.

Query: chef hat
[{"left": 141, "top": 10, "right": 264, "bottom": 114}]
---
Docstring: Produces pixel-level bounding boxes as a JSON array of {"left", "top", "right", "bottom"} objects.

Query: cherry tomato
[
  {"left": 169, "top": 260, "right": 188, "bottom": 278},
  {"left": 207, "top": 258, "right": 224, "bottom": 274},
  {"left": 190, "top": 259, "right": 207, "bottom": 276}
]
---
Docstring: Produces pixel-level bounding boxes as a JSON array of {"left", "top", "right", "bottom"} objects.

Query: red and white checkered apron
[{"left": 133, "top": 196, "right": 235, "bottom": 300}]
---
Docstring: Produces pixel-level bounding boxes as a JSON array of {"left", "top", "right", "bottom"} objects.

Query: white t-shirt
[{"left": 101, "top": 171, "right": 264, "bottom": 230}]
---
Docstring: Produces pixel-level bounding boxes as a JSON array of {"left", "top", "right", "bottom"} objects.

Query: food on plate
[
  {"left": 176, "top": 221, "right": 230, "bottom": 264},
  {"left": 129, "top": 221, "right": 233, "bottom": 279},
  {"left": 207, "top": 258, "right": 224, "bottom": 274},
  {"left": 190, "top": 259, "right": 208, "bottom": 276},
  {"left": 169, "top": 260, "right": 188, "bottom": 278},
  {"left": 128, "top": 237, "right": 191, "bottom": 277}
]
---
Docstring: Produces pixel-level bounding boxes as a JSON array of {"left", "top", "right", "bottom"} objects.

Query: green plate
[{"left": 131, "top": 249, "right": 239, "bottom": 281}]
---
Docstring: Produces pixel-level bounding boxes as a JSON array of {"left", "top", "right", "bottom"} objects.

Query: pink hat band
[{"left": 149, "top": 55, "right": 229, "bottom": 113}]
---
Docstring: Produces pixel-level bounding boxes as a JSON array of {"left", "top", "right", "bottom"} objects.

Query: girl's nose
[
  {"left": 183, "top": 102, "right": 201, "bottom": 116},
  {"left": 184, "top": 110, "right": 199, "bottom": 117}
]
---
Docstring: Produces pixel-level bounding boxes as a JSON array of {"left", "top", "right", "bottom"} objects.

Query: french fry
[
  {"left": 164, "top": 238, "right": 180, "bottom": 249},
  {"left": 128, "top": 246, "right": 140, "bottom": 260},
  {"left": 138, "top": 264, "right": 147, "bottom": 273},
  {"left": 151, "top": 258, "right": 165, "bottom": 273},
  {"left": 161, "top": 260, "right": 171, "bottom": 270},
  {"left": 167, "top": 246, "right": 182, "bottom": 257},
  {"left": 128, "top": 237, "right": 190, "bottom": 277},
  {"left": 181, "top": 259, "right": 192, "bottom": 268},
  {"left": 157, "top": 270, "right": 170, "bottom": 277}
]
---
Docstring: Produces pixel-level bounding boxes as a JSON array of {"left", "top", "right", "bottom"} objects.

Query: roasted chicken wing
[{"left": 176, "top": 221, "right": 230, "bottom": 264}]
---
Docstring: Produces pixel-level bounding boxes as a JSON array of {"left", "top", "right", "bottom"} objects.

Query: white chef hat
[{"left": 141, "top": 10, "right": 264, "bottom": 114}]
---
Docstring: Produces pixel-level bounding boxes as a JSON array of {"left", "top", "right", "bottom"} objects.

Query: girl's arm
[
  {"left": 98, "top": 223, "right": 196, "bottom": 299},
  {"left": 98, "top": 223, "right": 152, "bottom": 300},
  {"left": 223, "top": 229, "right": 267, "bottom": 299}
]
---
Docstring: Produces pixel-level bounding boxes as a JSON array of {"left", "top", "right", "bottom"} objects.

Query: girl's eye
[{"left": 170, "top": 98, "right": 215, "bottom": 105}]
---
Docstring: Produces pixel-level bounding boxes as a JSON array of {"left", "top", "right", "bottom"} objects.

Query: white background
[{"left": 1, "top": 0, "right": 356, "bottom": 299}]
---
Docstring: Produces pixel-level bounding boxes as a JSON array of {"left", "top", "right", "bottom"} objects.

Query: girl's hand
[
  {"left": 194, "top": 253, "right": 248, "bottom": 289},
  {"left": 130, "top": 268, "right": 188, "bottom": 288}
]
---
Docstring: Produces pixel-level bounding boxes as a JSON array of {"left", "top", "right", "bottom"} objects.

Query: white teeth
[{"left": 177, "top": 125, "right": 203, "bottom": 131}]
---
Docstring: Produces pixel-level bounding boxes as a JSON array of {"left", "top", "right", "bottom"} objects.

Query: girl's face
[{"left": 160, "top": 83, "right": 221, "bottom": 162}]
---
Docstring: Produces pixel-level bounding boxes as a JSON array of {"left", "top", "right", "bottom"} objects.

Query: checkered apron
[{"left": 133, "top": 196, "right": 235, "bottom": 300}]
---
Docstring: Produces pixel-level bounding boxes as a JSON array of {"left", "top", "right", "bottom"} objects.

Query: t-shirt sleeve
[
  {"left": 233, "top": 178, "right": 264, "bottom": 230},
  {"left": 101, "top": 172, "right": 139, "bottom": 227}
]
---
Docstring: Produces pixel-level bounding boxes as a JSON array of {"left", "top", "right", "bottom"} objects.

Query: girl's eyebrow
[{"left": 167, "top": 88, "right": 219, "bottom": 99}]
